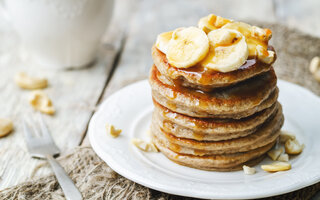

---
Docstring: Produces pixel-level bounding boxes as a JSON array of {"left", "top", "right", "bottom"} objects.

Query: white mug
[{"left": 1, "top": 0, "right": 114, "bottom": 69}]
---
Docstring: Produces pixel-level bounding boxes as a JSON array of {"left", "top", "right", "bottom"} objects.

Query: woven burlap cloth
[{"left": 1, "top": 23, "right": 320, "bottom": 200}]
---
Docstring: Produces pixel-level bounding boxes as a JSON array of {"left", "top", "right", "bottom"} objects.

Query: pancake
[
  {"left": 149, "top": 17, "right": 283, "bottom": 171},
  {"left": 165, "top": 154, "right": 267, "bottom": 171},
  {"left": 153, "top": 134, "right": 273, "bottom": 171},
  {"left": 150, "top": 65, "right": 278, "bottom": 119},
  {"left": 152, "top": 46, "right": 274, "bottom": 91},
  {"left": 151, "top": 105, "right": 283, "bottom": 154},
  {"left": 153, "top": 100, "right": 279, "bottom": 141}
]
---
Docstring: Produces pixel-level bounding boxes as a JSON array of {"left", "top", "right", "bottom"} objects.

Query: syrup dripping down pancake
[
  {"left": 152, "top": 134, "right": 274, "bottom": 171},
  {"left": 153, "top": 100, "right": 279, "bottom": 141},
  {"left": 151, "top": 105, "right": 283, "bottom": 154},
  {"left": 150, "top": 65, "right": 278, "bottom": 119},
  {"left": 152, "top": 46, "right": 275, "bottom": 91}
]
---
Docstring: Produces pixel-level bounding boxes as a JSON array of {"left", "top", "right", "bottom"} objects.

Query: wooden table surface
[{"left": 1, "top": 0, "right": 320, "bottom": 191}]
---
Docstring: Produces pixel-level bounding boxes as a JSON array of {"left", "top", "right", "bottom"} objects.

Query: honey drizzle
[
  {"left": 193, "top": 149, "right": 207, "bottom": 156},
  {"left": 192, "top": 132, "right": 205, "bottom": 140},
  {"left": 161, "top": 113, "right": 207, "bottom": 141},
  {"left": 154, "top": 65, "right": 275, "bottom": 110},
  {"left": 169, "top": 142, "right": 181, "bottom": 152}
]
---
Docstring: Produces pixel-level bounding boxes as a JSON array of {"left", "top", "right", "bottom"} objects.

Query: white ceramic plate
[{"left": 89, "top": 80, "right": 320, "bottom": 199}]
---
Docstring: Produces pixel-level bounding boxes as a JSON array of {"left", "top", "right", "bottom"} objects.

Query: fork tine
[
  {"left": 22, "top": 119, "right": 34, "bottom": 144},
  {"left": 37, "top": 113, "right": 54, "bottom": 140},
  {"left": 28, "top": 116, "right": 42, "bottom": 137},
  {"left": 37, "top": 113, "right": 60, "bottom": 155}
]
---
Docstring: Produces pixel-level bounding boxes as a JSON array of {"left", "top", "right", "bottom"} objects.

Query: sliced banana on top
[
  {"left": 155, "top": 15, "right": 274, "bottom": 70},
  {"left": 198, "top": 14, "right": 231, "bottom": 34},
  {"left": 166, "top": 27, "right": 209, "bottom": 68},
  {"left": 222, "top": 22, "right": 252, "bottom": 37},
  {"left": 221, "top": 22, "right": 274, "bottom": 64},
  {"left": 155, "top": 31, "right": 173, "bottom": 54},
  {"left": 222, "top": 22, "right": 272, "bottom": 41},
  {"left": 223, "top": 22, "right": 266, "bottom": 55},
  {"left": 201, "top": 29, "right": 248, "bottom": 72}
]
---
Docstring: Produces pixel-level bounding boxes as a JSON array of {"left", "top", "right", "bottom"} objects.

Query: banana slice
[
  {"left": 222, "top": 22, "right": 252, "bottom": 37},
  {"left": 198, "top": 14, "right": 231, "bottom": 34},
  {"left": 222, "top": 22, "right": 272, "bottom": 41},
  {"left": 198, "top": 15, "right": 216, "bottom": 34},
  {"left": 201, "top": 29, "right": 248, "bottom": 72},
  {"left": 223, "top": 22, "right": 266, "bottom": 54},
  {"left": 222, "top": 22, "right": 274, "bottom": 64},
  {"left": 155, "top": 31, "right": 173, "bottom": 54},
  {"left": 166, "top": 27, "right": 209, "bottom": 68}
]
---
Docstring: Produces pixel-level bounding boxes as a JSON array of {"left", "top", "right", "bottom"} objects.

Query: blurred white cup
[{"left": 1, "top": 0, "right": 114, "bottom": 69}]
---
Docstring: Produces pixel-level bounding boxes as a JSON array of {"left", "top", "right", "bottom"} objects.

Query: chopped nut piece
[
  {"left": 243, "top": 165, "right": 256, "bottom": 175},
  {"left": 312, "top": 70, "right": 320, "bottom": 82},
  {"left": 0, "top": 118, "right": 13, "bottom": 137},
  {"left": 310, "top": 57, "right": 320, "bottom": 82},
  {"left": 279, "top": 130, "right": 296, "bottom": 143},
  {"left": 309, "top": 56, "right": 320, "bottom": 74},
  {"left": 147, "top": 143, "right": 159, "bottom": 152},
  {"left": 106, "top": 123, "right": 122, "bottom": 138},
  {"left": 132, "top": 138, "right": 148, "bottom": 151},
  {"left": 268, "top": 148, "right": 283, "bottom": 161},
  {"left": 264, "top": 50, "right": 275, "bottom": 64},
  {"left": 251, "top": 26, "right": 272, "bottom": 41},
  {"left": 131, "top": 138, "right": 159, "bottom": 152},
  {"left": 261, "top": 162, "right": 291, "bottom": 172},
  {"left": 257, "top": 45, "right": 274, "bottom": 64},
  {"left": 278, "top": 153, "right": 289, "bottom": 162},
  {"left": 285, "top": 139, "right": 304, "bottom": 155},
  {"left": 29, "top": 91, "right": 55, "bottom": 115},
  {"left": 14, "top": 72, "right": 48, "bottom": 90}
]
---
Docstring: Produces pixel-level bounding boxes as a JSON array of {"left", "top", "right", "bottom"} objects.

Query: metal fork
[{"left": 23, "top": 114, "right": 82, "bottom": 200}]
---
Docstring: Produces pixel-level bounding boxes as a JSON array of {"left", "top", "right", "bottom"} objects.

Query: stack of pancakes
[{"left": 149, "top": 45, "right": 284, "bottom": 171}]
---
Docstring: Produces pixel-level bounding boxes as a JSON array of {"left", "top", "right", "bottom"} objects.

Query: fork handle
[{"left": 46, "top": 155, "right": 83, "bottom": 200}]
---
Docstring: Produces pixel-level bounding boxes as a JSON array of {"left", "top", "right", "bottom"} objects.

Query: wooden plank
[
  {"left": 274, "top": 0, "right": 320, "bottom": 37},
  {"left": 0, "top": 0, "right": 130, "bottom": 189}
]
